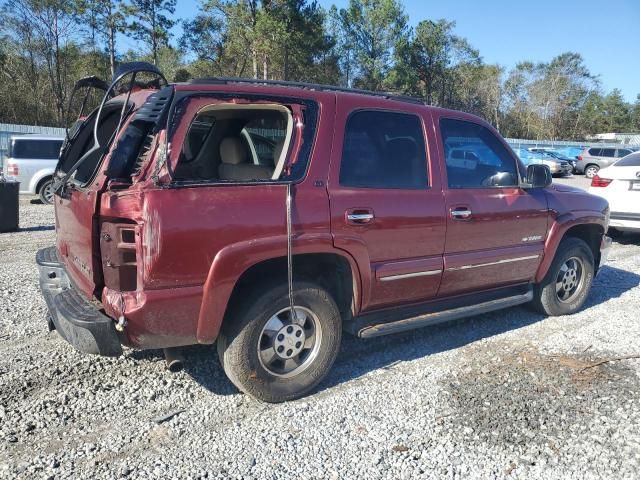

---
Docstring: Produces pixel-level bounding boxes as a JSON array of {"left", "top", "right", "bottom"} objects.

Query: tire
[
  {"left": 531, "top": 237, "right": 595, "bottom": 316},
  {"left": 38, "top": 178, "right": 54, "bottom": 205},
  {"left": 217, "top": 281, "right": 341, "bottom": 402},
  {"left": 584, "top": 164, "right": 599, "bottom": 179}
]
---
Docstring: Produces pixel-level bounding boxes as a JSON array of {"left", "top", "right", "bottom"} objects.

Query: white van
[{"left": 5, "top": 135, "right": 64, "bottom": 204}]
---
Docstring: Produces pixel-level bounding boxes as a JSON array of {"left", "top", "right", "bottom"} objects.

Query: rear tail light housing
[
  {"left": 7, "top": 162, "right": 18, "bottom": 176},
  {"left": 577, "top": 156, "right": 583, "bottom": 161},
  {"left": 100, "top": 222, "right": 138, "bottom": 291},
  {"left": 591, "top": 175, "right": 612, "bottom": 187}
]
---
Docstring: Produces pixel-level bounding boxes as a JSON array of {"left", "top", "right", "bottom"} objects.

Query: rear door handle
[
  {"left": 450, "top": 207, "right": 472, "bottom": 220},
  {"left": 346, "top": 209, "right": 374, "bottom": 225}
]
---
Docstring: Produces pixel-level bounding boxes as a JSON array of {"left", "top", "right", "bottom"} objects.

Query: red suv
[{"left": 37, "top": 64, "right": 612, "bottom": 402}]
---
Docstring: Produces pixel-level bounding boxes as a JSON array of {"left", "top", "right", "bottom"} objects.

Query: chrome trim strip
[
  {"left": 379, "top": 269, "right": 442, "bottom": 282},
  {"left": 446, "top": 255, "right": 539, "bottom": 271}
]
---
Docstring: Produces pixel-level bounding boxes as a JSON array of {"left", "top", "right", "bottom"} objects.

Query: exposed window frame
[
  {"left": 188, "top": 103, "right": 293, "bottom": 181},
  {"left": 164, "top": 92, "right": 319, "bottom": 188}
]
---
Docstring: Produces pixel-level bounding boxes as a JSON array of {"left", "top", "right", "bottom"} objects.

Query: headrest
[{"left": 220, "top": 137, "right": 248, "bottom": 165}]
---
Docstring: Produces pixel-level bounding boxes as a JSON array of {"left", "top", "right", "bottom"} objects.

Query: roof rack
[{"left": 187, "top": 77, "right": 425, "bottom": 106}]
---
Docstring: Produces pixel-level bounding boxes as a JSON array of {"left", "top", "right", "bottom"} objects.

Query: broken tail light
[
  {"left": 590, "top": 175, "right": 612, "bottom": 187},
  {"left": 100, "top": 222, "right": 138, "bottom": 291}
]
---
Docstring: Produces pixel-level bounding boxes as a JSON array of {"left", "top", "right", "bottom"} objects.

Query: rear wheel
[
  {"left": 531, "top": 237, "right": 595, "bottom": 316},
  {"left": 38, "top": 178, "right": 54, "bottom": 205},
  {"left": 217, "top": 281, "right": 341, "bottom": 402},
  {"left": 584, "top": 164, "right": 599, "bottom": 179}
]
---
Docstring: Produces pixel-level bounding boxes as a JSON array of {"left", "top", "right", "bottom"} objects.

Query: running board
[{"left": 356, "top": 288, "right": 533, "bottom": 339}]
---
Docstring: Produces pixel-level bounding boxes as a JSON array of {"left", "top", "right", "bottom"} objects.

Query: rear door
[
  {"left": 328, "top": 99, "right": 446, "bottom": 311},
  {"left": 436, "top": 116, "right": 548, "bottom": 297},
  {"left": 54, "top": 102, "right": 130, "bottom": 296}
]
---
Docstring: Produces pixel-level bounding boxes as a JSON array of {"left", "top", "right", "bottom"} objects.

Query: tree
[
  {"left": 2, "top": 0, "right": 80, "bottom": 124},
  {"left": 123, "top": 0, "right": 176, "bottom": 65},
  {"left": 78, "top": 0, "right": 126, "bottom": 76},
  {"left": 336, "top": 0, "right": 408, "bottom": 90}
]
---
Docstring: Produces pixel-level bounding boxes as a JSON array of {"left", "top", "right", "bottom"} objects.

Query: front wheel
[
  {"left": 217, "top": 281, "right": 341, "bottom": 402},
  {"left": 531, "top": 237, "right": 595, "bottom": 316}
]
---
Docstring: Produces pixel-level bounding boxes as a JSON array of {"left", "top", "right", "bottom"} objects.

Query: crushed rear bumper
[{"left": 36, "top": 246, "right": 122, "bottom": 357}]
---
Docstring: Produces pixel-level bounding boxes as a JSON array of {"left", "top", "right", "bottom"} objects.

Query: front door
[
  {"left": 328, "top": 100, "right": 446, "bottom": 311},
  {"left": 435, "top": 116, "right": 549, "bottom": 297}
]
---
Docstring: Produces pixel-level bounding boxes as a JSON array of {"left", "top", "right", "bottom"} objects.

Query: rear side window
[
  {"left": 588, "top": 148, "right": 602, "bottom": 156},
  {"left": 614, "top": 152, "right": 640, "bottom": 167},
  {"left": 601, "top": 148, "right": 616, "bottom": 157},
  {"left": 440, "top": 118, "right": 519, "bottom": 188},
  {"left": 616, "top": 149, "right": 632, "bottom": 158},
  {"left": 339, "top": 110, "right": 428, "bottom": 189},
  {"left": 11, "top": 139, "right": 62, "bottom": 159}
]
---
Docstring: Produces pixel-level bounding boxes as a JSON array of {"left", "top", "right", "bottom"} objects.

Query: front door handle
[
  {"left": 346, "top": 209, "right": 374, "bottom": 225},
  {"left": 451, "top": 207, "right": 472, "bottom": 220}
]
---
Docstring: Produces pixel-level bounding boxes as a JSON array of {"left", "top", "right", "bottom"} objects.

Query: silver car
[
  {"left": 4, "top": 135, "right": 63, "bottom": 204},
  {"left": 575, "top": 146, "right": 635, "bottom": 178}
]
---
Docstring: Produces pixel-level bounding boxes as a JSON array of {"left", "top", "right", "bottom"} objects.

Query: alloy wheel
[
  {"left": 257, "top": 306, "right": 322, "bottom": 378},
  {"left": 555, "top": 256, "right": 585, "bottom": 303}
]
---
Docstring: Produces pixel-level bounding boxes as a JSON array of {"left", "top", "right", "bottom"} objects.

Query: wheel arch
[
  {"left": 196, "top": 240, "right": 362, "bottom": 344},
  {"left": 536, "top": 216, "right": 605, "bottom": 282},
  {"left": 35, "top": 174, "right": 53, "bottom": 193}
]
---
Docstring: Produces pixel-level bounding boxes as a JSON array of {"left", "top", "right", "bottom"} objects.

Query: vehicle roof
[
  {"left": 10, "top": 134, "right": 65, "bottom": 141},
  {"left": 172, "top": 77, "right": 486, "bottom": 124}
]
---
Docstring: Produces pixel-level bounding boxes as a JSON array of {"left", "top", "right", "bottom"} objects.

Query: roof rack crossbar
[{"left": 187, "top": 77, "right": 425, "bottom": 105}]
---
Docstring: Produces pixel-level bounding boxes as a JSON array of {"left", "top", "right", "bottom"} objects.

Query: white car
[
  {"left": 4, "top": 135, "right": 64, "bottom": 204},
  {"left": 588, "top": 152, "right": 640, "bottom": 237}
]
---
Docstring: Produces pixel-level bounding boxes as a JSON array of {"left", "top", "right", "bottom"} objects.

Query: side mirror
[{"left": 524, "top": 164, "right": 552, "bottom": 188}]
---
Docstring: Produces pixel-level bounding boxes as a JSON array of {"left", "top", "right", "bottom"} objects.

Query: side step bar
[{"left": 356, "top": 288, "right": 533, "bottom": 339}]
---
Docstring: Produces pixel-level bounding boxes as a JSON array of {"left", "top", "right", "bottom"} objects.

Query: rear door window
[
  {"left": 339, "top": 110, "right": 428, "bottom": 189},
  {"left": 588, "top": 148, "right": 603, "bottom": 156},
  {"left": 601, "top": 148, "right": 616, "bottom": 158},
  {"left": 616, "top": 149, "right": 632, "bottom": 158},
  {"left": 11, "top": 139, "right": 62, "bottom": 159},
  {"left": 440, "top": 118, "right": 519, "bottom": 188}
]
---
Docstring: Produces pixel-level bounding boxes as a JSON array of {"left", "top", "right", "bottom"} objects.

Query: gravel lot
[{"left": 1, "top": 191, "right": 639, "bottom": 480}]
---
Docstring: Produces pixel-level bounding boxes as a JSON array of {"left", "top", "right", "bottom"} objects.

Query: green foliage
[
  {"left": 123, "top": 0, "right": 176, "bottom": 65},
  {"left": 0, "top": 0, "right": 637, "bottom": 139},
  {"left": 335, "top": 0, "right": 408, "bottom": 90}
]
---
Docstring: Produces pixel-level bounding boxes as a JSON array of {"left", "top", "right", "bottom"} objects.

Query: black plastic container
[{"left": 0, "top": 180, "right": 19, "bottom": 232}]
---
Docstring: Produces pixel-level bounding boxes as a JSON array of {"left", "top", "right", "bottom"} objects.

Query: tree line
[{"left": 1, "top": 0, "right": 639, "bottom": 140}]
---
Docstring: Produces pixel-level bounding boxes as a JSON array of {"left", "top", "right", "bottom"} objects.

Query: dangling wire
[{"left": 286, "top": 182, "right": 294, "bottom": 319}]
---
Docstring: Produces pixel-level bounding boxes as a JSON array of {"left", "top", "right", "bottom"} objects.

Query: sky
[{"left": 130, "top": 0, "right": 640, "bottom": 102}]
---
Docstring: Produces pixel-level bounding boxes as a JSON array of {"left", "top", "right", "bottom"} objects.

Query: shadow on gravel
[
  {"left": 613, "top": 231, "right": 640, "bottom": 245},
  {"left": 133, "top": 266, "right": 639, "bottom": 398},
  {"left": 129, "top": 345, "right": 238, "bottom": 396},
  {"left": 319, "top": 264, "right": 640, "bottom": 393}
]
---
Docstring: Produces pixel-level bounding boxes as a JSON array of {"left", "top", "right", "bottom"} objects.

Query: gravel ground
[{"left": 1, "top": 196, "right": 639, "bottom": 480}]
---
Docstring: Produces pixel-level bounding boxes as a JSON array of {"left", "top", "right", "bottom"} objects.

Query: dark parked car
[{"left": 38, "top": 64, "right": 612, "bottom": 402}]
